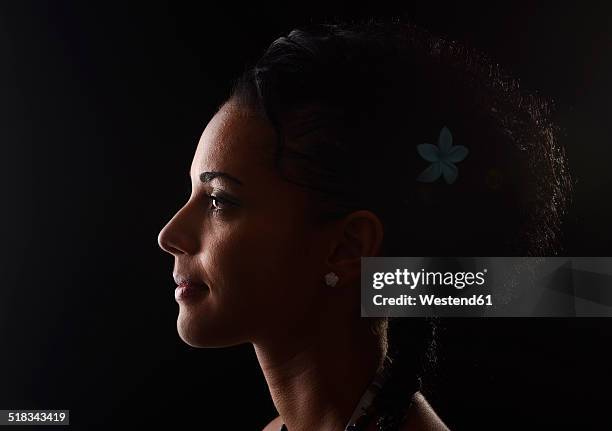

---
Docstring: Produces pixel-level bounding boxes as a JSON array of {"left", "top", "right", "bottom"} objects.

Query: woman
[{"left": 157, "top": 19, "right": 571, "bottom": 430}]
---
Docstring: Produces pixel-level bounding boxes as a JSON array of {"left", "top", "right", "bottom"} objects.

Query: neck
[{"left": 253, "top": 314, "right": 385, "bottom": 431}]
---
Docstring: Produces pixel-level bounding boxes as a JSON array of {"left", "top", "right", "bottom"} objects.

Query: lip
[
  {"left": 173, "top": 272, "right": 207, "bottom": 286},
  {"left": 174, "top": 281, "right": 209, "bottom": 303}
]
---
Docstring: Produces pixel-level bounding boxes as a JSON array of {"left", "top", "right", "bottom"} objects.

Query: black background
[{"left": 1, "top": 1, "right": 611, "bottom": 430}]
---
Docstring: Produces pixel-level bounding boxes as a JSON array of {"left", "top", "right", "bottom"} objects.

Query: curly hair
[{"left": 226, "top": 17, "right": 573, "bottom": 429}]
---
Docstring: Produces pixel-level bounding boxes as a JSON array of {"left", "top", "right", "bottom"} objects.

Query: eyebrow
[{"left": 198, "top": 171, "right": 244, "bottom": 186}]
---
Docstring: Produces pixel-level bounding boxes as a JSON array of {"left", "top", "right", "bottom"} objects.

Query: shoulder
[
  {"left": 261, "top": 415, "right": 282, "bottom": 431},
  {"left": 400, "top": 391, "right": 450, "bottom": 431}
]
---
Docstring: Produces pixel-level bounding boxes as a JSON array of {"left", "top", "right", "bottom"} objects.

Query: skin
[{"left": 157, "top": 100, "right": 449, "bottom": 431}]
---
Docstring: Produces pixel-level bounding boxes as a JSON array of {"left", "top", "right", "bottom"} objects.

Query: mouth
[
  {"left": 174, "top": 281, "right": 209, "bottom": 303},
  {"left": 173, "top": 274, "right": 210, "bottom": 303}
]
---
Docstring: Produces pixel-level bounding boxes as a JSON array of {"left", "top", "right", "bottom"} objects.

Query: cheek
[
  {"left": 180, "top": 201, "right": 326, "bottom": 347},
  {"left": 211, "top": 214, "right": 322, "bottom": 323},
  {"left": 224, "top": 218, "right": 316, "bottom": 289}
]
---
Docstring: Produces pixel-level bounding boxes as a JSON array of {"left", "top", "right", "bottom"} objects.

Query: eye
[
  {"left": 205, "top": 194, "right": 224, "bottom": 211},
  {"left": 203, "top": 193, "right": 236, "bottom": 214}
]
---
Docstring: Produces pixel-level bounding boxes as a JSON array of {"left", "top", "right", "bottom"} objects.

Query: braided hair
[{"left": 227, "top": 17, "right": 572, "bottom": 430}]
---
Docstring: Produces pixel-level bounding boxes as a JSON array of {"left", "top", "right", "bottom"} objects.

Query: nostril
[
  {"left": 166, "top": 244, "right": 185, "bottom": 255},
  {"left": 158, "top": 229, "right": 178, "bottom": 255},
  {"left": 158, "top": 204, "right": 199, "bottom": 256},
  {"left": 158, "top": 226, "right": 193, "bottom": 256}
]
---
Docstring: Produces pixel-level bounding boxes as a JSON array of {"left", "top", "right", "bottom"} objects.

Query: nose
[{"left": 157, "top": 203, "right": 200, "bottom": 256}]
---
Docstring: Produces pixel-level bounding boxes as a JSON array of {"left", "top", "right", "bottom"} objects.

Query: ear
[{"left": 325, "top": 210, "right": 384, "bottom": 285}]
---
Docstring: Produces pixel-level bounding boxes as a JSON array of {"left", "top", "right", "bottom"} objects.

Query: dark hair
[{"left": 227, "top": 17, "right": 572, "bottom": 429}]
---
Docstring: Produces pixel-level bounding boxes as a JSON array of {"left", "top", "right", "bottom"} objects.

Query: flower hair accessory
[{"left": 416, "top": 126, "right": 469, "bottom": 184}]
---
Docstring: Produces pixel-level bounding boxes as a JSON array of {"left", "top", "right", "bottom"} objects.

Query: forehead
[{"left": 190, "top": 102, "right": 277, "bottom": 180}]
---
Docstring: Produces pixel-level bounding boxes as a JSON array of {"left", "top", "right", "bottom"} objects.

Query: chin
[{"left": 176, "top": 307, "right": 248, "bottom": 348}]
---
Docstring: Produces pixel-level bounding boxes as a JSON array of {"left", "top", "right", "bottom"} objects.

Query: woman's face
[{"left": 157, "top": 101, "right": 334, "bottom": 348}]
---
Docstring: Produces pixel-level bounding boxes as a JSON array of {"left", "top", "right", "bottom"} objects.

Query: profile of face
[{"left": 157, "top": 101, "right": 345, "bottom": 348}]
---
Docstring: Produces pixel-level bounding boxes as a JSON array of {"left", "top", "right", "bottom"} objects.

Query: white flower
[{"left": 416, "top": 126, "right": 469, "bottom": 184}]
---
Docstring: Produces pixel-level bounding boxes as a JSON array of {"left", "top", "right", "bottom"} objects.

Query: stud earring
[{"left": 324, "top": 272, "right": 339, "bottom": 287}]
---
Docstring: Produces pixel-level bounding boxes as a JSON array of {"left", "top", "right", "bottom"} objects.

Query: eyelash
[{"left": 203, "top": 193, "right": 234, "bottom": 214}]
